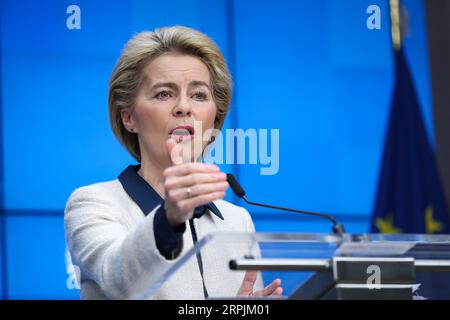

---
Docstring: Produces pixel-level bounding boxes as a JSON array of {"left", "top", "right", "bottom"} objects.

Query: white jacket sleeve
[{"left": 64, "top": 186, "right": 177, "bottom": 299}]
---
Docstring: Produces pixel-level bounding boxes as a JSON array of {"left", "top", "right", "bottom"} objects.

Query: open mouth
[{"left": 169, "top": 125, "right": 195, "bottom": 142}]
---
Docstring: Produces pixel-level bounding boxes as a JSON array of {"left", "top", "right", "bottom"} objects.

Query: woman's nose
[{"left": 172, "top": 98, "right": 192, "bottom": 117}]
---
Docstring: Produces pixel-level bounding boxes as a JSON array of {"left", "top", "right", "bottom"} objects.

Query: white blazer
[{"left": 64, "top": 166, "right": 262, "bottom": 300}]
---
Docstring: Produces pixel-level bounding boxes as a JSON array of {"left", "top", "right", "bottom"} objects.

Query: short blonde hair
[{"left": 108, "top": 26, "right": 232, "bottom": 162}]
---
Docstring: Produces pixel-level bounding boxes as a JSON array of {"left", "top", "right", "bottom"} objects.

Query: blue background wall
[{"left": 0, "top": 0, "right": 434, "bottom": 299}]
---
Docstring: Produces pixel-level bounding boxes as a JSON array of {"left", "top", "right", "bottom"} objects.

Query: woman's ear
[{"left": 121, "top": 108, "right": 137, "bottom": 133}]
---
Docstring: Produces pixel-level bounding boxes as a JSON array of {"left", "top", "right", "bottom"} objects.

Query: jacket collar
[{"left": 118, "top": 165, "right": 224, "bottom": 220}]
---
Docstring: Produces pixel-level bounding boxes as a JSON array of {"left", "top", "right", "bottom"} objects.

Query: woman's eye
[
  {"left": 192, "top": 92, "right": 208, "bottom": 101},
  {"left": 155, "top": 90, "right": 171, "bottom": 100}
]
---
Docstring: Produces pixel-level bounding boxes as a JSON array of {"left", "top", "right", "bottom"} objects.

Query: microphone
[{"left": 226, "top": 173, "right": 346, "bottom": 236}]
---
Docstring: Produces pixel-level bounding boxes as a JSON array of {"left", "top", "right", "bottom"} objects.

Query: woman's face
[{"left": 122, "top": 53, "right": 217, "bottom": 166}]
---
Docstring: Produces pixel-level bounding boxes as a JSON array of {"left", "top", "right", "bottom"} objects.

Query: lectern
[{"left": 131, "top": 232, "right": 450, "bottom": 300}]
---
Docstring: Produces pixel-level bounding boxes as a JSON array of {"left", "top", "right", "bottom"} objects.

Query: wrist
[{"left": 165, "top": 208, "right": 185, "bottom": 229}]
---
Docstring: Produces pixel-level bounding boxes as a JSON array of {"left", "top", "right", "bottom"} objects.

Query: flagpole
[{"left": 390, "top": 0, "right": 402, "bottom": 51}]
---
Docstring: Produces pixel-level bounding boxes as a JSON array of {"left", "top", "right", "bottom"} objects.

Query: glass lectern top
[{"left": 130, "top": 232, "right": 450, "bottom": 299}]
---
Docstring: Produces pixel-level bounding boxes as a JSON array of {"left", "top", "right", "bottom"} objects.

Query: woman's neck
[{"left": 138, "top": 155, "right": 168, "bottom": 198}]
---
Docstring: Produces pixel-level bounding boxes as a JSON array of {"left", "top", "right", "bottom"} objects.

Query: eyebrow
[
  {"left": 150, "top": 81, "right": 211, "bottom": 91},
  {"left": 189, "top": 81, "right": 210, "bottom": 90}
]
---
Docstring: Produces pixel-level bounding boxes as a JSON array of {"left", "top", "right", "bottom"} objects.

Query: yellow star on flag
[
  {"left": 425, "top": 206, "right": 443, "bottom": 234},
  {"left": 375, "top": 215, "right": 402, "bottom": 234}
]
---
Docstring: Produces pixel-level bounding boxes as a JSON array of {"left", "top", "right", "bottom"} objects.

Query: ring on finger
[{"left": 186, "top": 187, "right": 193, "bottom": 198}]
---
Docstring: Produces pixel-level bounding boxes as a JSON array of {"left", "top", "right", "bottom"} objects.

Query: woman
[{"left": 64, "top": 26, "right": 282, "bottom": 300}]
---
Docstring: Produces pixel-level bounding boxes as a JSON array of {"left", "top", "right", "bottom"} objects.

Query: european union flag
[{"left": 371, "top": 49, "right": 450, "bottom": 234}]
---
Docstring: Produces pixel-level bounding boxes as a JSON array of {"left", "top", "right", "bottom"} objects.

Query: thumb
[
  {"left": 237, "top": 271, "right": 257, "bottom": 297},
  {"left": 166, "top": 138, "right": 183, "bottom": 165}
]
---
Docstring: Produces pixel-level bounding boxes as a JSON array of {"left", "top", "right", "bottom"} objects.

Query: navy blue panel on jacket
[{"left": 118, "top": 165, "right": 223, "bottom": 259}]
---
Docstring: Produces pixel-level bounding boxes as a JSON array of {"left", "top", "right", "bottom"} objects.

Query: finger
[
  {"left": 270, "top": 287, "right": 283, "bottom": 297},
  {"left": 258, "top": 278, "right": 282, "bottom": 297},
  {"left": 164, "top": 172, "right": 227, "bottom": 190},
  {"left": 190, "top": 181, "right": 229, "bottom": 197},
  {"left": 164, "top": 162, "right": 220, "bottom": 177},
  {"left": 166, "top": 182, "right": 229, "bottom": 202},
  {"left": 177, "top": 191, "right": 226, "bottom": 212},
  {"left": 166, "top": 138, "right": 183, "bottom": 165},
  {"left": 167, "top": 136, "right": 201, "bottom": 165},
  {"left": 238, "top": 271, "right": 258, "bottom": 295}
]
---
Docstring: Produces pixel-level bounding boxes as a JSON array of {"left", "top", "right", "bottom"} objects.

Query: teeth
[{"left": 171, "top": 128, "right": 191, "bottom": 136}]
